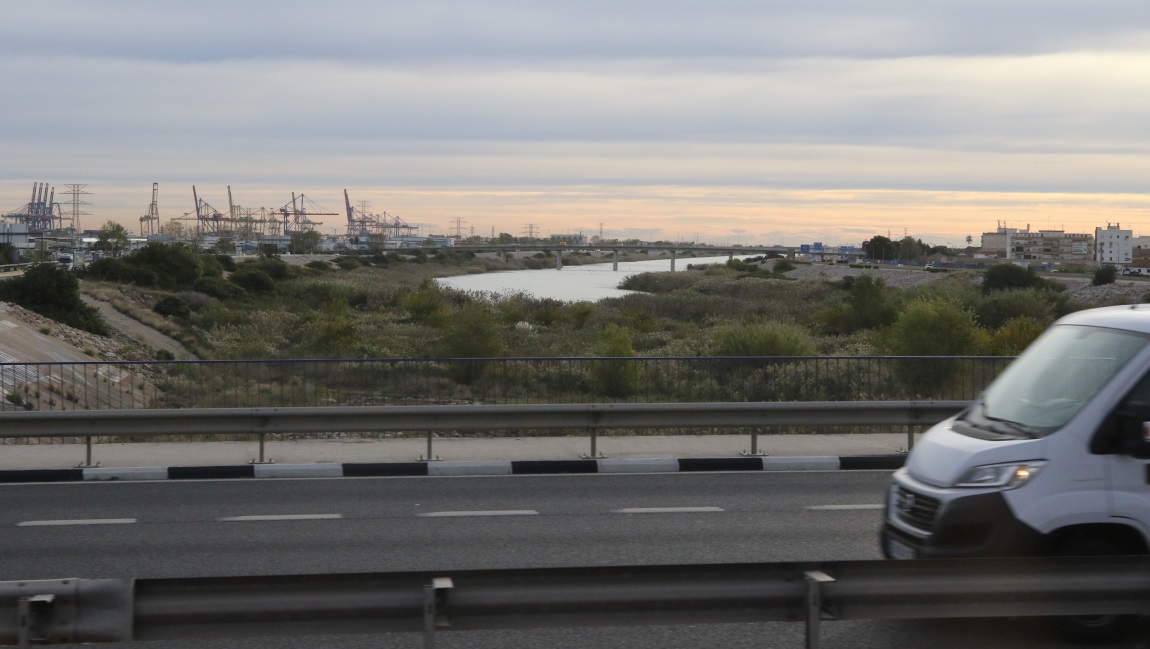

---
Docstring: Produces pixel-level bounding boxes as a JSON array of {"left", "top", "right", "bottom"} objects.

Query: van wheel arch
[
  {"left": 1042, "top": 524, "right": 1149, "bottom": 556},
  {"left": 1042, "top": 524, "right": 1145, "bottom": 643}
]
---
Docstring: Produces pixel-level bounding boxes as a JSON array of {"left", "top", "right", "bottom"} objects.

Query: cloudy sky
[{"left": 3, "top": 0, "right": 1150, "bottom": 246}]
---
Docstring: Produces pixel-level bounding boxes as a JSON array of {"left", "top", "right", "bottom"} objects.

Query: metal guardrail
[
  {"left": 2, "top": 556, "right": 1148, "bottom": 647},
  {"left": 0, "top": 400, "right": 967, "bottom": 464}
]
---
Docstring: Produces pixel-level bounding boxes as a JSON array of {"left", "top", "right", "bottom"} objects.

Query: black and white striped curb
[{"left": 0, "top": 454, "right": 904, "bottom": 483}]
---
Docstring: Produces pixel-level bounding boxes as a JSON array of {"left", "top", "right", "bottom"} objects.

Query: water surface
[{"left": 436, "top": 255, "right": 745, "bottom": 302}]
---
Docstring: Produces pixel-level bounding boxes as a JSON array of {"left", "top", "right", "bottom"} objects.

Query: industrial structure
[
  {"left": 342, "top": 189, "right": 418, "bottom": 242},
  {"left": 1, "top": 182, "right": 70, "bottom": 234}
]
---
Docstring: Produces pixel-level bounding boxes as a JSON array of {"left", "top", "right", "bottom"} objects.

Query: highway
[{"left": 3, "top": 472, "right": 1148, "bottom": 647}]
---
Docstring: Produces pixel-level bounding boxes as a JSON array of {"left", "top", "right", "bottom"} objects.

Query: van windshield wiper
[{"left": 980, "top": 413, "right": 1039, "bottom": 439}]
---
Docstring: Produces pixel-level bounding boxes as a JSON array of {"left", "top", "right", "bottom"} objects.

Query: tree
[
  {"left": 159, "top": 219, "right": 187, "bottom": 239},
  {"left": 289, "top": 230, "right": 322, "bottom": 254},
  {"left": 95, "top": 221, "right": 131, "bottom": 257},
  {"left": 861, "top": 236, "right": 897, "bottom": 262}
]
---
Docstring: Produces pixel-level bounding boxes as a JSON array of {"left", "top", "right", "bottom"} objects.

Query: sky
[{"left": 2, "top": 0, "right": 1150, "bottom": 247}]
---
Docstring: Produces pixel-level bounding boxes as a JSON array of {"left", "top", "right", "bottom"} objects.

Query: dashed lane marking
[
  {"left": 418, "top": 510, "right": 539, "bottom": 518},
  {"left": 219, "top": 514, "right": 344, "bottom": 522},
  {"left": 612, "top": 507, "right": 724, "bottom": 514},
  {"left": 17, "top": 518, "right": 137, "bottom": 526},
  {"left": 806, "top": 504, "right": 885, "bottom": 511}
]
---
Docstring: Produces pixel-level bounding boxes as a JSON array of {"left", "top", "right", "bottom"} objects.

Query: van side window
[{"left": 1093, "top": 371, "right": 1150, "bottom": 454}]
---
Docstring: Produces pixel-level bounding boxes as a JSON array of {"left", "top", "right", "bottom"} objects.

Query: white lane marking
[
  {"left": 806, "top": 504, "right": 885, "bottom": 511},
  {"left": 612, "top": 507, "right": 725, "bottom": 514},
  {"left": 418, "top": 510, "right": 539, "bottom": 518},
  {"left": 219, "top": 514, "right": 344, "bottom": 522},
  {"left": 18, "top": 518, "right": 136, "bottom": 527}
]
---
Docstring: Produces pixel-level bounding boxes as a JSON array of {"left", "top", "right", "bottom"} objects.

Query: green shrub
[
  {"left": 591, "top": 327, "right": 641, "bottom": 398},
  {"left": 215, "top": 254, "right": 237, "bottom": 272},
  {"left": 153, "top": 296, "right": 191, "bottom": 319},
  {"left": 0, "top": 263, "right": 109, "bottom": 335},
  {"left": 193, "top": 277, "right": 248, "bottom": 301},
  {"left": 1093, "top": 265, "right": 1118, "bottom": 286},
  {"left": 400, "top": 281, "right": 448, "bottom": 324},
  {"left": 974, "top": 289, "right": 1055, "bottom": 330},
  {"left": 881, "top": 298, "right": 982, "bottom": 356},
  {"left": 773, "top": 258, "right": 796, "bottom": 273},
  {"left": 334, "top": 257, "right": 363, "bottom": 270},
  {"left": 714, "top": 323, "right": 816, "bottom": 356},
  {"left": 982, "top": 263, "right": 1058, "bottom": 294},
  {"left": 440, "top": 303, "right": 505, "bottom": 383},
  {"left": 981, "top": 317, "right": 1046, "bottom": 355},
  {"left": 228, "top": 269, "right": 276, "bottom": 294}
]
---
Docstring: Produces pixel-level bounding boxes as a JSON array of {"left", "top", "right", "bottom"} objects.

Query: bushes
[
  {"left": 591, "top": 327, "right": 641, "bottom": 398},
  {"left": 193, "top": 277, "right": 248, "bottom": 301},
  {"left": 813, "top": 275, "right": 897, "bottom": 335},
  {"left": 982, "top": 263, "right": 1060, "bottom": 294},
  {"left": 1093, "top": 265, "right": 1118, "bottom": 286},
  {"left": 153, "top": 296, "right": 191, "bottom": 319},
  {"left": 881, "top": 298, "right": 981, "bottom": 356},
  {"left": 713, "top": 323, "right": 816, "bottom": 356},
  {"left": 228, "top": 269, "right": 276, "bottom": 294},
  {"left": 440, "top": 303, "right": 505, "bottom": 383},
  {"left": 0, "top": 263, "right": 109, "bottom": 335}
]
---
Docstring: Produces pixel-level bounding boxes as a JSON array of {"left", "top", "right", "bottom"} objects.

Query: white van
[{"left": 881, "top": 304, "right": 1150, "bottom": 639}]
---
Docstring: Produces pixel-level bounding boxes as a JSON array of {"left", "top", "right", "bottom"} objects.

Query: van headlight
[{"left": 954, "top": 461, "right": 1046, "bottom": 489}]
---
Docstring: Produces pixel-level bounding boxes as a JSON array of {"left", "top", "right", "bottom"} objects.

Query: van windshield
[{"left": 965, "top": 324, "right": 1148, "bottom": 438}]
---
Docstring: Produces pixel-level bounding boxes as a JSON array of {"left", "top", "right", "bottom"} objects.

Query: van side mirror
[{"left": 1114, "top": 401, "right": 1150, "bottom": 459}]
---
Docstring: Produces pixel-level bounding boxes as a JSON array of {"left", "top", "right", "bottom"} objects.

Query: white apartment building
[{"left": 1096, "top": 223, "right": 1133, "bottom": 266}]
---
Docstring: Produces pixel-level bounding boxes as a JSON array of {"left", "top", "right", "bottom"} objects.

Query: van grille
[{"left": 894, "top": 486, "right": 940, "bottom": 533}]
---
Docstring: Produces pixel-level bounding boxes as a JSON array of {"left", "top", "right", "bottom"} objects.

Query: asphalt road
[{"left": 3, "top": 472, "right": 1148, "bottom": 648}]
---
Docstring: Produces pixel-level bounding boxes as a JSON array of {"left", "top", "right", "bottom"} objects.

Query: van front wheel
[{"left": 1052, "top": 536, "right": 1137, "bottom": 643}]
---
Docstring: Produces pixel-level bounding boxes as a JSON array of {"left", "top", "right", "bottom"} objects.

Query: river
[{"left": 436, "top": 255, "right": 748, "bottom": 302}]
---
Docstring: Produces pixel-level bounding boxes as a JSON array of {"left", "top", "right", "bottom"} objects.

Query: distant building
[
  {"left": 0, "top": 222, "right": 31, "bottom": 252},
  {"left": 1011, "top": 229, "right": 1093, "bottom": 263},
  {"left": 980, "top": 225, "right": 1029, "bottom": 254},
  {"left": 1096, "top": 223, "right": 1132, "bottom": 266},
  {"left": 982, "top": 224, "right": 1093, "bottom": 262}
]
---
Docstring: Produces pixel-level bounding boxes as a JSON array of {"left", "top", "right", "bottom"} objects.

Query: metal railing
[
  {"left": 3, "top": 556, "right": 1148, "bottom": 648},
  {"left": 0, "top": 356, "right": 1010, "bottom": 412},
  {"left": 0, "top": 401, "right": 965, "bottom": 465}
]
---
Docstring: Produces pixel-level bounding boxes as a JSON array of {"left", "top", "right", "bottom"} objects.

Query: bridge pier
[
  {"left": 556, "top": 251, "right": 562, "bottom": 270},
  {"left": 613, "top": 250, "right": 619, "bottom": 271},
  {"left": 499, "top": 251, "right": 506, "bottom": 264},
  {"left": 670, "top": 250, "right": 676, "bottom": 272}
]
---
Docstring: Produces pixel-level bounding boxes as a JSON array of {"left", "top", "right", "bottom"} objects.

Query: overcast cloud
[{"left": 2, "top": 0, "right": 1149, "bottom": 245}]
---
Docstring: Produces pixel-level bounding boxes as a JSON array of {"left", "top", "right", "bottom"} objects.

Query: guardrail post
[
  {"left": 423, "top": 577, "right": 453, "bottom": 649},
  {"left": 17, "top": 594, "right": 54, "bottom": 648},
  {"left": 75, "top": 436, "right": 99, "bottom": 468},
  {"left": 741, "top": 428, "right": 768, "bottom": 457},
  {"left": 581, "top": 428, "right": 607, "bottom": 459},
  {"left": 804, "top": 570, "right": 835, "bottom": 649},
  {"left": 419, "top": 431, "right": 440, "bottom": 461},
  {"left": 250, "top": 432, "right": 273, "bottom": 464}
]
